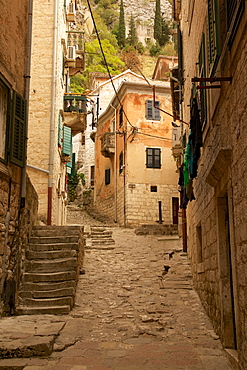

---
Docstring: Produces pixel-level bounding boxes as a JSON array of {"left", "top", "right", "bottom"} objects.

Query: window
[
  {"left": 119, "top": 107, "right": 124, "bottom": 127},
  {"left": 105, "top": 168, "right": 110, "bottom": 185},
  {"left": 146, "top": 148, "right": 161, "bottom": 168},
  {"left": 145, "top": 100, "right": 160, "bottom": 120},
  {"left": 119, "top": 151, "right": 123, "bottom": 174},
  {"left": 10, "top": 91, "right": 27, "bottom": 168},
  {"left": 150, "top": 185, "right": 157, "bottom": 192},
  {"left": 91, "top": 166, "right": 95, "bottom": 187},
  {"left": 0, "top": 80, "right": 9, "bottom": 161},
  {"left": 207, "top": 0, "right": 220, "bottom": 76},
  {"left": 198, "top": 33, "right": 207, "bottom": 127},
  {"left": 196, "top": 223, "right": 203, "bottom": 263},
  {"left": 227, "top": 0, "right": 245, "bottom": 47}
]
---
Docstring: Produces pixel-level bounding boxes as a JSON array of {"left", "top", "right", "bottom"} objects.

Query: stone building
[
  {"left": 0, "top": 0, "right": 38, "bottom": 315},
  {"left": 95, "top": 80, "right": 179, "bottom": 227},
  {"left": 123, "top": 0, "right": 172, "bottom": 46},
  {"left": 27, "top": 0, "right": 86, "bottom": 225},
  {"left": 171, "top": 0, "right": 247, "bottom": 368},
  {"left": 75, "top": 70, "right": 153, "bottom": 191}
]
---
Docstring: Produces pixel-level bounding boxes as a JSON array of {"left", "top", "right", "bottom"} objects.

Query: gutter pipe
[
  {"left": 21, "top": 0, "right": 33, "bottom": 207},
  {"left": 47, "top": 0, "right": 58, "bottom": 225}
]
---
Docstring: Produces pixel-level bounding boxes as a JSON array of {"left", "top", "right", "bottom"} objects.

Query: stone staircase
[
  {"left": 86, "top": 226, "right": 115, "bottom": 249},
  {"left": 17, "top": 225, "right": 84, "bottom": 315}
]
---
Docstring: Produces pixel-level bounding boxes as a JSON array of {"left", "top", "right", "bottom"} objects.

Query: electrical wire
[
  {"left": 86, "top": 0, "right": 134, "bottom": 128},
  {"left": 85, "top": 0, "right": 179, "bottom": 140}
]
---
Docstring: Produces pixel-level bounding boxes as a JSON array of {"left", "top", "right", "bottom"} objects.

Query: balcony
[
  {"left": 101, "top": 133, "right": 115, "bottom": 157},
  {"left": 63, "top": 94, "right": 87, "bottom": 135}
]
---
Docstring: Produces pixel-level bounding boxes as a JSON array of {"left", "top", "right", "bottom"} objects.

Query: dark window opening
[
  {"left": 146, "top": 148, "right": 161, "bottom": 169},
  {"left": 105, "top": 168, "right": 110, "bottom": 185},
  {"left": 119, "top": 151, "right": 123, "bottom": 174},
  {"left": 172, "top": 197, "right": 179, "bottom": 224},
  {"left": 150, "top": 186, "right": 157, "bottom": 192},
  {"left": 196, "top": 223, "right": 203, "bottom": 263},
  {"left": 91, "top": 166, "right": 95, "bottom": 187},
  {"left": 119, "top": 107, "right": 124, "bottom": 127}
]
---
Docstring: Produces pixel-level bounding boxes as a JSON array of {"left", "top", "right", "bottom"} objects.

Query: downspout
[
  {"left": 110, "top": 104, "right": 117, "bottom": 223},
  {"left": 123, "top": 130, "right": 126, "bottom": 227},
  {"left": 21, "top": 0, "right": 33, "bottom": 207},
  {"left": 47, "top": 0, "right": 59, "bottom": 225}
]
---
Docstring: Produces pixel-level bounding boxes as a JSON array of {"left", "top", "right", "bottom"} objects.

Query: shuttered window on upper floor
[
  {"left": 199, "top": 33, "right": 207, "bottom": 128},
  {"left": 227, "top": 0, "right": 245, "bottom": 47},
  {"left": 10, "top": 91, "right": 27, "bottom": 168},
  {"left": 207, "top": 0, "right": 220, "bottom": 76},
  {"left": 62, "top": 125, "right": 72, "bottom": 156},
  {"left": 146, "top": 100, "right": 160, "bottom": 121}
]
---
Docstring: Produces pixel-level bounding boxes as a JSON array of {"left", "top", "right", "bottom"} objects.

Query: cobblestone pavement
[{"left": 20, "top": 225, "right": 232, "bottom": 370}]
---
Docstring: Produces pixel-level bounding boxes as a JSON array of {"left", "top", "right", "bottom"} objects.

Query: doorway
[
  {"left": 172, "top": 197, "right": 179, "bottom": 224},
  {"left": 217, "top": 195, "right": 237, "bottom": 349}
]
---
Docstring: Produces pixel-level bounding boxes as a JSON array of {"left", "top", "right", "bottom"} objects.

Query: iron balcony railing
[
  {"left": 67, "top": 31, "right": 84, "bottom": 52},
  {"left": 64, "top": 94, "right": 87, "bottom": 113}
]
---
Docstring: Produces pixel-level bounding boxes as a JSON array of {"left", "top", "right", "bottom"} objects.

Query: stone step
[
  {"left": 26, "top": 249, "right": 77, "bottom": 260},
  {"left": 24, "top": 258, "right": 77, "bottom": 273},
  {"left": 22, "top": 271, "right": 76, "bottom": 283},
  {"left": 91, "top": 230, "right": 112, "bottom": 235},
  {"left": 20, "top": 296, "right": 73, "bottom": 308},
  {"left": 32, "top": 226, "right": 81, "bottom": 237},
  {"left": 29, "top": 236, "right": 79, "bottom": 244},
  {"left": 28, "top": 242, "right": 78, "bottom": 252},
  {"left": 19, "top": 287, "right": 75, "bottom": 299},
  {"left": 92, "top": 239, "right": 115, "bottom": 245},
  {"left": 17, "top": 305, "right": 71, "bottom": 315},
  {"left": 19, "top": 280, "right": 76, "bottom": 292}
]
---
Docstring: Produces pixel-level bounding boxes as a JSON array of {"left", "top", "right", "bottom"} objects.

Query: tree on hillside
[
  {"left": 154, "top": 0, "right": 162, "bottom": 43},
  {"left": 154, "top": 0, "right": 170, "bottom": 47},
  {"left": 117, "top": 0, "right": 126, "bottom": 48},
  {"left": 126, "top": 14, "right": 138, "bottom": 48}
]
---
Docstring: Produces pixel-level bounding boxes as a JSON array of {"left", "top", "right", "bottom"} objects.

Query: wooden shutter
[
  {"left": 146, "top": 100, "right": 153, "bottom": 119},
  {"left": 154, "top": 101, "right": 160, "bottom": 120},
  {"left": 199, "top": 33, "right": 207, "bottom": 127},
  {"left": 10, "top": 91, "right": 27, "bottom": 167},
  {"left": 146, "top": 100, "right": 160, "bottom": 120},
  {"left": 62, "top": 125, "right": 72, "bottom": 156},
  {"left": 207, "top": 0, "right": 220, "bottom": 76},
  {"left": 227, "top": 0, "right": 245, "bottom": 47}
]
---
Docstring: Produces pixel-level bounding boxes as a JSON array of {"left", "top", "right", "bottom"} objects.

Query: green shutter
[
  {"left": 146, "top": 100, "right": 153, "bottom": 119},
  {"left": 207, "top": 0, "right": 220, "bottom": 76},
  {"left": 10, "top": 91, "right": 27, "bottom": 167},
  {"left": 62, "top": 125, "right": 72, "bottom": 156},
  {"left": 199, "top": 33, "right": 207, "bottom": 126}
]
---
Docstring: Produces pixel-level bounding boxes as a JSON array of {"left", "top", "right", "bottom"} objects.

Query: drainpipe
[
  {"left": 21, "top": 0, "right": 33, "bottom": 208},
  {"left": 47, "top": 0, "right": 59, "bottom": 225},
  {"left": 123, "top": 130, "right": 126, "bottom": 227},
  {"left": 110, "top": 104, "right": 117, "bottom": 223}
]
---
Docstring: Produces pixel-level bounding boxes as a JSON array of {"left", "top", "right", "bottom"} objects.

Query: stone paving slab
[
  {"left": 0, "top": 227, "right": 235, "bottom": 369},
  {"left": 0, "top": 315, "right": 66, "bottom": 359}
]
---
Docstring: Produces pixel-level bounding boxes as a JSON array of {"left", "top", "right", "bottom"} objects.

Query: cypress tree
[
  {"left": 154, "top": 0, "right": 162, "bottom": 44},
  {"left": 117, "top": 0, "right": 126, "bottom": 48},
  {"left": 127, "top": 14, "right": 138, "bottom": 48}
]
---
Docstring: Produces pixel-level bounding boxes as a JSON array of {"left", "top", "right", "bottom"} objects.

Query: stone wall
[
  {"left": 179, "top": 0, "right": 247, "bottom": 367},
  {"left": 0, "top": 175, "right": 38, "bottom": 316},
  {"left": 126, "top": 183, "right": 178, "bottom": 227}
]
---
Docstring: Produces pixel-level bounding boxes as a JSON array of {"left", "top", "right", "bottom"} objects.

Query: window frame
[
  {"left": 0, "top": 78, "right": 10, "bottom": 163},
  {"left": 105, "top": 168, "right": 111, "bottom": 185},
  {"left": 227, "top": 0, "right": 245, "bottom": 47},
  {"left": 145, "top": 100, "right": 160, "bottom": 121},
  {"left": 146, "top": 148, "right": 161, "bottom": 169},
  {"left": 207, "top": 0, "right": 220, "bottom": 77}
]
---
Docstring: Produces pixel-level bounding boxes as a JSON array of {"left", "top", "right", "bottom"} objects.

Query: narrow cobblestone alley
[{"left": 17, "top": 224, "right": 232, "bottom": 370}]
